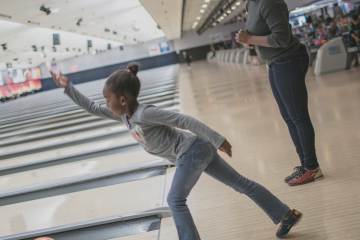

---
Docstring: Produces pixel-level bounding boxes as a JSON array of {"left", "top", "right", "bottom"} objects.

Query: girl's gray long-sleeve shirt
[
  {"left": 245, "top": 0, "right": 301, "bottom": 64},
  {"left": 64, "top": 83, "right": 225, "bottom": 162}
]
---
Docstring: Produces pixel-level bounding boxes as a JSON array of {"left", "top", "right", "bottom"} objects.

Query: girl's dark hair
[{"left": 105, "top": 63, "right": 141, "bottom": 98}]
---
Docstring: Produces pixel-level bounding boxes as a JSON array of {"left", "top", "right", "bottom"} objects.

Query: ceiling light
[
  {"left": 204, "top": 0, "right": 210, "bottom": 2},
  {"left": 200, "top": 9, "right": 205, "bottom": 13},
  {"left": 227, "top": 10, "right": 231, "bottom": 14},
  {"left": 202, "top": 4, "right": 208, "bottom": 8},
  {"left": 212, "top": 22, "right": 217, "bottom": 26},
  {"left": 236, "top": 1, "right": 241, "bottom": 6},
  {"left": 76, "top": 18, "right": 83, "bottom": 26},
  {"left": 231, "top": 6, "right": 236, "bottom": 10},
  {"left": 196, "top": 16, "right": 201, "bottom": 20},
  {"left": 40, "top": 5, "right": 51, "bottom": 15},
  {"left": 1, "top": 43, "right": 7, "bottom": 51}
]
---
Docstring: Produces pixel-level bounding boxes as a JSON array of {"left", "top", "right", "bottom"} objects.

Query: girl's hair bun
[{"left": 127, "top": 62, "right": 140, "bottom": 76}]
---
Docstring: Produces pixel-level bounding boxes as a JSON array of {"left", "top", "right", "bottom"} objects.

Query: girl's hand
[
  {"left": 50, "top": 71, "right": 69, "bottom": 88},
  {"left": 236, "top": 30, "right": 250, "bottom": 44},
  {"left": 219, "top": 139, "right": 232, "bottom": 157}
]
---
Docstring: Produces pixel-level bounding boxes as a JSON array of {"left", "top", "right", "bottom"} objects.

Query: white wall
[
  {"left": 173, "top": 22, "right": 244, "bottom": 51},
  {"left": 40, "top": 37, "right": 174, "bottom": 78}
]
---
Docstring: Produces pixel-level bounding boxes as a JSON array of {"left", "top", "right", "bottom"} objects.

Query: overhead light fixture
[
  {"left": 76, "top": 18, "right": 83, "bottom": 26},
  {"left": 227, "top": 10, "right": 231, "bottom": 14},
  {"left": 204, "top": 0, "right": 210, "bottom": 2},
  {"left": 202, "top": 4, "right": 208, "bottom": 8},
  {"left": 0, "top": 13, "right": 11, "bottom": 20},
  {"left": 200, "top": 9, "right": 205, "bottom": 13},
  {"left": 40, "top": 5, "right": 51, "bottom": 15},
  {"left": 231, "top": 6, "right": 236, "bottom": 10},
  {"left": 27, "top": 20, "right": 40, "bottom": 25},
  {"left": 236, "top": 1, "right": 241, "bottom": 6},
  {"left": 1, "top": 43, "right": 7, "bottom": 51},
  {"left": 196, "top": 16, "right": 201, "bottom": 20}
]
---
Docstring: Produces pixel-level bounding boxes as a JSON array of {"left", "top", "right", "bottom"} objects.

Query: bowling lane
[
  {"left": 0, "top": 124, "right": 127, "bottom": 157},
  {"left": 0, "top": 134, "right": 136, "bottom": 169},
  {"left": 0, "top": 119, "right": 117, "bottom": 146},
  {"left": 0, "top": 145, "right": 162, "bottom": 192},
  {"left": 0, "top": 173, "right": 171, "bottom": 236},
  {"left": 0, "top": 114, "right": 104, "bottom": 140}
]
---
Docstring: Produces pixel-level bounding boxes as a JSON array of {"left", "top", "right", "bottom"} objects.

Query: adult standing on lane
[{"left": 236, "top": 0, "right": 323, "bottom": 186}]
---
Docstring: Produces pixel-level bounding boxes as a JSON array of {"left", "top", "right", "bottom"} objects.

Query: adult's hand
[{"left": 235, "top": 30, "right": 250, "bottom": 44}]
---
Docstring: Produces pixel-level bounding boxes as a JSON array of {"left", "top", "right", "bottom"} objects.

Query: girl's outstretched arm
[{"left": 51, "top": 71, "right": 121, "bottom": 121}]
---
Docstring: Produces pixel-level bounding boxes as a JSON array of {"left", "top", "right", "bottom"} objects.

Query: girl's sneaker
[
  {"left": 287, "top": 168, "right": 323, "bottom": 186},
  {"left": 276, "top": 209, "right": 302, "bottom": 238}
]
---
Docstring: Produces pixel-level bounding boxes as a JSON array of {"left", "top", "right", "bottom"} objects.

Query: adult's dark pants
[{"left": 268, "top": 44, "right": 319, "bottom": 170}]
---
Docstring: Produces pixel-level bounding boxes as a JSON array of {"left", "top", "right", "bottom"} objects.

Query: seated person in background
[
  {"left": 314, "top": 23, "right": 328, "bottom": 46},
  {"left": 338, "top": 15, "right": 350, "bottom": 33},
  {"left": 333, "top": 3, "right": 344, "bottom": 18},
  {"left": 349, "top": 14, "right": 360, "bottom": 67},
  {"left": 350, "top": 14, "right": 360, "bottom": 44},
  {"left": 327, "top": 19, "right": 341, "bottom": 39}
]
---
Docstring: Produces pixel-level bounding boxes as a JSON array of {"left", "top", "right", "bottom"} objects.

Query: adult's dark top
[{"left": 245, "top": 0, "right": 301, "bottom": 64}]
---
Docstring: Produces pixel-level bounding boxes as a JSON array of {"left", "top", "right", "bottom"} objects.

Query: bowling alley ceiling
[
  {"left": 0, "top": 0, "right": 165, "bottom": 69},
  {"left": 0, "top": 0, "right": 164, "bottom": 43}
]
